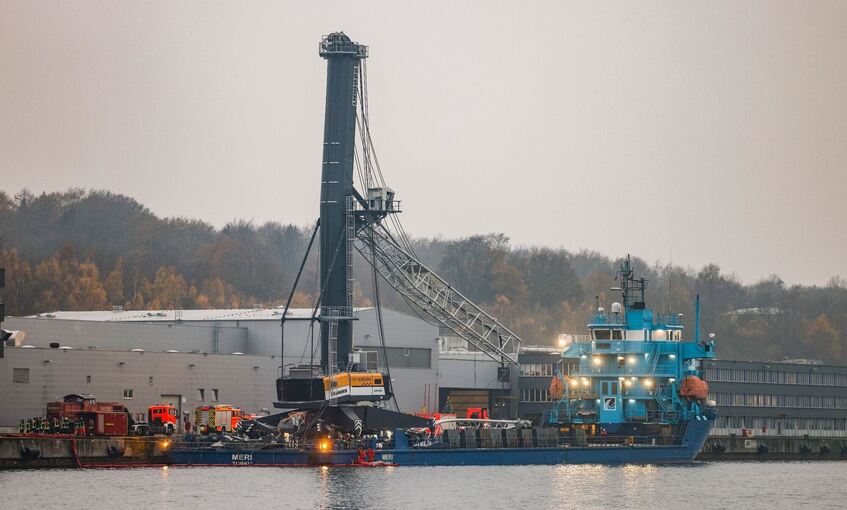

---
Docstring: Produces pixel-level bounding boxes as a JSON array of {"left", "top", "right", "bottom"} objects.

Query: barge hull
[{"left": 169, "top": 418, "right": 713, "bottom": 467}]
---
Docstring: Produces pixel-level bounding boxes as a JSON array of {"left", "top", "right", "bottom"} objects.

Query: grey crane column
[{"left": 318, "top": 33, "right": 367, "bottom": 373}]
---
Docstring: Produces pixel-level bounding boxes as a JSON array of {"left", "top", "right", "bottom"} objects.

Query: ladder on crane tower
[
  {"left": 345, "top": 196, "right": 355, "bottom": 318},
  {"left": 328, "top": 318, "right": 338, "bottom": 377},
  {"left": 354, "top": 224, "right": 521, "bottom": 366},
  {"left": 327, "top": 318, "right": 339, "bottom": 405}
]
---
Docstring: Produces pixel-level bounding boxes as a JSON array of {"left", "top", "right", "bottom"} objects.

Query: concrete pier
[
  {"left": 698, "top": 434, "right": 847, "bottom": 461},
  {"left": 0, "top": 435, "right": 169, "bottom": 468}
]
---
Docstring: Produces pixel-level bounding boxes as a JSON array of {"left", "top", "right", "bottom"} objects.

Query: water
[{"left": 1, "top": 462, "right": 843, "bottom": 509}]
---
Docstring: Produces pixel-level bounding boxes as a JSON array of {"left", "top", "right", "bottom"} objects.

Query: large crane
[{"left": 275, "top": 33, "right": 521, "bottom": 425}]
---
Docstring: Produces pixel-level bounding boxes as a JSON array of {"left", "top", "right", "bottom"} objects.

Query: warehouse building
[
  {"left": 2, "top": 346, "right": 279, "bottom": 428},
  {"left": 0, "top": 307, "right": 510, "bottom": 426}
]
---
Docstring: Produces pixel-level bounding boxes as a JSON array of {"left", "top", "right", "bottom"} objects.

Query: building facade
[
  {"left": 515, "top": 347, "right": 561, "bottom": 424},
  {"left": 1, "top": 347, "right": 279, "bottom": 429},
  {"left": 0, "top": 307, "right": 442, "bottom": 425},
  {"left": 704, "top": 359, "right": 847, "bottom": 438},
  {"left": 1, "top": 306, "right": 523, "bottom": 426}
]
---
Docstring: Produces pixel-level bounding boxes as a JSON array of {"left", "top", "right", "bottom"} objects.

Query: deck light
[
  {"left": 592, "top": 356, "right": 602, "bottom": 366},
  {"left": 627, "top": 356, "right": 636, "bottom": 364},
  {"left": 625, "top": 380, "right": 633, "bottom": 388},
  {"left": 669, "top": 354, "right": 676, "bottom": 360},
  {"left": 581, "top": 378, "right": 590, "bottom": 387},
  {"left": 643, "top": 379, "right": 653, "bottom": 388}
]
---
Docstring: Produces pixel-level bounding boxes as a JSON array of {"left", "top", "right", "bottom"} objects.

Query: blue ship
[
  {"left": 545, "top": 255, "right": 716, "bottom": 442},
  {"left": 168, "top": 256, "right": 716, "bottom": 467}
]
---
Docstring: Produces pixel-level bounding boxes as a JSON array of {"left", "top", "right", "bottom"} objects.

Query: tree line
[{"left": 1, "top": 189, "right": 845, "bottom": 363}]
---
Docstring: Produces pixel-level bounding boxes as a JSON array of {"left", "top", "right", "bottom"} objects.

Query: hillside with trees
[{"left": 1, "top": 189, "right": 845, "bottom": 364}]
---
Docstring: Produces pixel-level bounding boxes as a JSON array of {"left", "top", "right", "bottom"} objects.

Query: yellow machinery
[{"left": 323, "top": 372, "right": 387, "bottom": 402}]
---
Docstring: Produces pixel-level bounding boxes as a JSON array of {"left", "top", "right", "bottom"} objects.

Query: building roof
[{"left": 20, "top": 307, "right": 375, "bottom": 322}]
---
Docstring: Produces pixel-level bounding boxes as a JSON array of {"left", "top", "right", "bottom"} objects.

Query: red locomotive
[{"left": 46, "top": 393, "right": 130, "bottom": 436}]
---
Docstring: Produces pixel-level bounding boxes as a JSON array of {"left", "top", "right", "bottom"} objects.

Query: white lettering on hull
[{"left": 231, "top": 453, "right": 253, "bottom": 465}]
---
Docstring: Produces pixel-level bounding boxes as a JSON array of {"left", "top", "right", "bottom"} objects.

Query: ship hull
[{"left": 169, "top": 418, "right": 713, "bottom": 467}]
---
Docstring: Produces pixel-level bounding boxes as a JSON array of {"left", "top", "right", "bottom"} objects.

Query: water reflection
[
  {"left": 3, "top": 462, "right": 846, "bottom": 510},
  {"left": 621, "top": 464, "right": 656, "bottom": 501}
]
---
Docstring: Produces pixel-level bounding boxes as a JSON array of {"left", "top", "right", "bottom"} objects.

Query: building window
[
  {"left": 519, "top": 363, "right": 553, "bottom": 377},
  {"left": 148, "top": 376, "right": 154, "bottom": 386},
  {"left": 198, "top": 388, "right": 205, "bottom": 401},
  {"left": 212, "top": 389, "right": 219, "bottom": 402},
  {"left": 361, "top": 347, "right": 431, "bottom": 369},
  {"left": 520, "top": 388, "right": 553, "bottom": 402},
  {"left": 123, "top": 389, "right": 133, "bottom": 400},
  {"left": 86, "top": 375, "right": 92, "bottom": 384},
  {"left": 13, "top": 368, "right": 30, "bottom": 384}
]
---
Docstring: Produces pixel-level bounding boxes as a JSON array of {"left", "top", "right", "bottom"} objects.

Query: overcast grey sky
[{"left": 1, "top": 1, "right": 845, "bottom": 285}]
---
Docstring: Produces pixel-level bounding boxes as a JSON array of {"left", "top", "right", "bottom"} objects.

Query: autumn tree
[
  {"left": 104, "top": 258, "right": 125, "bottom": 305},
  {"left": 0, "top": 250, "right": 33, "bottom": 315},
  {"left": 144, "top": 267, "right": 189, "bottom": 309},
  {"left": 803, "top": 314, "right": 841, "bottom": 361}
]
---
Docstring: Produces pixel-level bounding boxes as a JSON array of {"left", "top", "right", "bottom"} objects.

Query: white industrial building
[{"left": 0, "top": 307, "right": 509, "bottom": 427}]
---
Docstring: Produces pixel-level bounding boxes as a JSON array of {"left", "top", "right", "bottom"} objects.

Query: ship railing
[
  {"left": 581, "top": 366, "right": 677, "bottom": 377},
  {"left": 622, "top": 409, "right": 679, "bottom": 423},
  {"left": 421, "top": 430, "right": 687, "bottom": 449},
  {"left": 587, "top": 314, "right": 626, "bottom": 326},
  {"left": 655, "top": 314, "right": 683, "bottom": 326}
]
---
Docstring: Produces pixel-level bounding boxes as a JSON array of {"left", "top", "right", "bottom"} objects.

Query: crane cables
[{"left": 354, "top": 59, "right": 417, "bottom": 257}]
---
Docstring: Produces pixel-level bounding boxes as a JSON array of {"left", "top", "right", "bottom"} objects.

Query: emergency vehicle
[
  {"left": 148, "top": 404, "right": 178, "bottom": 435},
  {"left": 194, "top": 405, "right": 245, "bottom": 434}
]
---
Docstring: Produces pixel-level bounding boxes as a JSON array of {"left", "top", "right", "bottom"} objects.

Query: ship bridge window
[
  {"left": 593, "top": 329, "right": 611, "bottom": 340},
  {"left": 612, "top": 329, "right": 623, "bottom": 340}
]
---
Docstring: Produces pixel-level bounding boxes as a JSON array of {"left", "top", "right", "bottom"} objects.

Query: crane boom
[{"left": 354, "top": 223, "right": 521, "bottom": 366}]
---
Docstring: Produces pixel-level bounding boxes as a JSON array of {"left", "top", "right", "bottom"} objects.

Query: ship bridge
[{"left": 547, "top": 256, "right": 715, "bottom": 429}]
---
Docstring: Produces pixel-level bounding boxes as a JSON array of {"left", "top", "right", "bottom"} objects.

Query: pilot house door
[{"left": 600, "top": 381, "right": 622, "bottom": 423}]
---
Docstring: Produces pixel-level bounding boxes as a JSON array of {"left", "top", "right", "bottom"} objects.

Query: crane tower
[{"left": 317, "top": 32, "right": 367, "bottom": 373}]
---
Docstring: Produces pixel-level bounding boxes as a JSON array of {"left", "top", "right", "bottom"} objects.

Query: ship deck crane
[
  {"left": 275, "top": 33, "right": 520, "bottom": 427},
  {"left": 353, "top": 212, "right": 520, "bottom": 366}
]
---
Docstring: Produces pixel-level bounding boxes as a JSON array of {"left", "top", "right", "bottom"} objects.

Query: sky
[{"left": 1, "top": 1, "right": 845, "bottom": 286}]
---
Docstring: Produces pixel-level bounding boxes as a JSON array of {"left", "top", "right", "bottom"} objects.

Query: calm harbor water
[{"left": 2, "top": 462, "right": 844, "bottom": 509}]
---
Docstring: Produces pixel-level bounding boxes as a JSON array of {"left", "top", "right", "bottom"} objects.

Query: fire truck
[
  {"left": 194, "top": 405, "right": 245, "bottom": 434},
  {"left": 132, "top": 404, "right": 179, "bottom": 436}
]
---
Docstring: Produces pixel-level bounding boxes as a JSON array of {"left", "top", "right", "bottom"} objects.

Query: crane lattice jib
[{"left": 354, "top": 225, "right": 521, "bottom": 365}]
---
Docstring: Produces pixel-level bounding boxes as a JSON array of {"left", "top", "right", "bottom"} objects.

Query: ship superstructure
[{"left": 547, "top": 256, "right": 716, "bottom": 437}]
